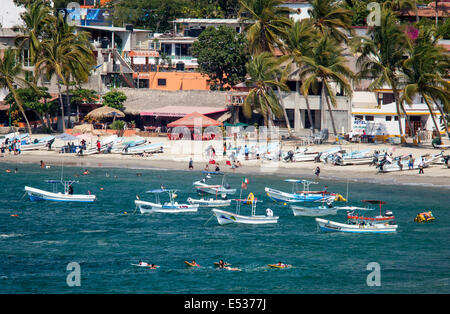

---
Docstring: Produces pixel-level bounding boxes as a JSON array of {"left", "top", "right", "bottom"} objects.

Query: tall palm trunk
[
  {"left": 275, "top": 83, "right": 292, "bottom": 137},
  {"left": 423, "top": 93, "right": 442, "bottom": 141},
  {"left": 6, "top": 80, "right": 32, "bottom": 135},
  {"left": 431, "top": 95, "right": 450, "bottom": 139},
  {"left": 322, "top": 83, "right": 337, "bottom": 136},
  {"left": 57, "top": 83, "right": 65, "bottom": 133},
  {"left": 66, "top": 82, "right": 71, "bottom": 129}
]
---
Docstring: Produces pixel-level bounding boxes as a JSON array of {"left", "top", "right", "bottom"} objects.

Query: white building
[
  {"left": 0, "top": 0, "right": 25, "bottom": 28},
  {"left": 351, "top": 91, "right": 442, "bottom": 138}
]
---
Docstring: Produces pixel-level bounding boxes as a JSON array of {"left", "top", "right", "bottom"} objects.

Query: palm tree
[
  {"left": 15, "top": 0, "right": 54, "bottom": 72},
  {"left": 36, "top": 14, "right": 95, "bottom": 131},
  {"left": 401, "top": 27, "right": 450, "bottom": 140},
  {"left": 282, "top": 19, "right": 319, "bottom": 132},
  {"left": 299, "top": 36, "right": 354, "bottom": 135},
  {"left": 0, "top": 48, "right": 33, "bottom": 134},
  {"left": 238, "top": 0, "right": 293, "bottom": 54},
  {"left": 307, "top": 0, "right": 353, "bottom": 44},
  {"left": 243, "top": 52, "right": 289, "bottom": 127},
  {"left": 352, "top": 8, "right": 412, "bottom": 141}
]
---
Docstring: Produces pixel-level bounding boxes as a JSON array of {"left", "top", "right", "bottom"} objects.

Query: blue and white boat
[
  {"left": 121, "top": 143, "right": 164, "bottom": 155},
  {"left": 135, "top": 188, "right": 198, "bottom": 213},
  {"left": 265, "top": 179, "right": 343, "bottom": 203},
  {"left": 21, "top": 136, "right": 55, "bottom": 151},
  {"left": 25, "top": 180, "right": 96, "bottom": 202}
]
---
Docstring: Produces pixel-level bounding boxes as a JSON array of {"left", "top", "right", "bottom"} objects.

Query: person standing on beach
[
  {"left": 189, "top": 158, "right": 194, "bottom": 170},
  {"left": 96, "top": 139, "right": 101, "bottom": 152},
  {"left": 418, "top": 159, "right": 425, "bottom": 174},
  {"left": 244, "top": 145, "right": 249, "bottom": 160}
]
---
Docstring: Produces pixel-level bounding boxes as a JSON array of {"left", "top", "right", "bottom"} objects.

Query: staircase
[{"left": 112, "top": 49, "right": 135, "bottom": 88}]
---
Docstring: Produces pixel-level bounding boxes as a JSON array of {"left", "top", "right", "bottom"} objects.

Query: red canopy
[{"left": 167, "top": 112, "right": 223, "bottom": 128}]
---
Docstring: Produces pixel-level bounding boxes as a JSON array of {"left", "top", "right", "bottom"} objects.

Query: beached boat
[
  {"left": 265, "top": 179, "right": 345, "bottom": 203},
  {"left": 187, "top": 197, "right": 231, "bottom": 207},
  {"left": 193, "top": 172, "right": 236, "bottom": 197},
  {"left": 377, "top": 152, "right": 442, "bottom": 172},
  {"left": 111, "top": 136, "right": 147, "bottom": 153},
  {"left": 77, "top": 135, "right": 118, "bottom": 155},
  {"left": 135, "top": 189, "right": 198, "bottom": 214},
  {"left": 21, "top": 136, "right": 55, "bottom": 151},
  {"left": 25, "top": 180, "right": 96, "bottom": 202},
  {"left": 121, "top": 143, "right": 164, "bottom": 155},
  {"left": 211, "top": 193, "right": 278, "bottom": 225},
  {"left": 330, "top": 149, "right": 373, "bottom": 166}
]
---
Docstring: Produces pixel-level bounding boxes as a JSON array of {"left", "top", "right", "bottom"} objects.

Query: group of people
[{"left": 1, "top": 138, "right": 22, "bottom": 156}]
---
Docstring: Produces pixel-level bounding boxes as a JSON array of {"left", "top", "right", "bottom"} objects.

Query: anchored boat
[
  {"left": 193, "top": 172, "right": 236, "bottom": 197},
  {"left": 211, "top": 192, "right": 278, "bottom": 225},
  {"left": 135, "top": 188, "right": 198, "bottom": 214},
  {"left": 315, "top": 217, "right": 398, "bottom": 233},
  {"left": 25, "top": 180, "right": 96, "bottom": 202},
  {"left": 265, "top": 179, "right": 345, "bottom": 203}
]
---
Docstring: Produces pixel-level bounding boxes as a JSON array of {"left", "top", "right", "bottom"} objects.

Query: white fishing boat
[
  {"left": 377, "top": 152, "right": 442, "bottom": 172},
  {"left": 315, "top": 218, "right": 398, "bottom": 233},
  {"left": 121, "top": 143, "right": 164, "bottom": 155},
  {"left": 187, "top": 197, "right": 231, "bottom": 207},
  {"left": 265, "top": 179, "right": 345, "bottom": 203},
  {"left": 211, "top": 192, "right": 278, "bottom": 225},
  {"left": 21, "top": 136, "right": 55, "bottom": 151},
  {"left": 193, "top": 172, "right": 236, "bottom": 197},
  {"left": 135, "top": 188, "right": 198, "bottom": 214},
  {"left": 25, "top": 180, "right": 96, "bottom": 202},
  {"left": 111, "top": 136, "right": 147, "bottom": 153}
]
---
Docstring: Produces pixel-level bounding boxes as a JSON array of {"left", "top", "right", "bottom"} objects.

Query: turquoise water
[{"left": 0, "top": 163, "right": 449, "bottom": 293}]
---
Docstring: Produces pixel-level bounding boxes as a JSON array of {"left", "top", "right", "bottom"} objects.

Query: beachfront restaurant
[{"left": 139, "top": 105, "right": 229, "bottom": 134}]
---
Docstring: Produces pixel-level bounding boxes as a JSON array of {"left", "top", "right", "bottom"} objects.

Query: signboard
[
  {"left": 60, "top": 6, "right": 113, "bottom": 27},
  {"left": 352, "top": 119, "right": 367, "bottom": 134}
]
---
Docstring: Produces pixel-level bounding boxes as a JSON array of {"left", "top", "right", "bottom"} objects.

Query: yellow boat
[
  {"left": 268, "top": 264, "right": 291, "bottom": 269},
  {"left": 414, "top": 211, "right": 435, "bottom": 223}
]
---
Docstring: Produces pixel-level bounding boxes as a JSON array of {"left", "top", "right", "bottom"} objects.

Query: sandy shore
[{"left": 1, "top": 134, "right": 449, "bottom": 188}]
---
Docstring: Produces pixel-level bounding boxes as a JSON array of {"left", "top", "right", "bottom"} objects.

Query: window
[
  {"left": 157, "top": 78, "right": 166, "bottom": 86},
  {"left": 355, "top": 115, "right": 363, "bottom": 121},
  {"left": 394, "top": 116, "right": 399, "bottom": 121},
  {"left": 385, "top": 116, "right": 392, "bottom": 121},
  {"left": 365, "top": 115, "right": 374, "bottom": 121},
  {"left": 161, "top": 43, "right": 172, "bottom": 56}
]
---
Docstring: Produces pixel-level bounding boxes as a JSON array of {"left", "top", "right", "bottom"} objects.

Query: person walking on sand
[
  {"left": 189, "top": 158, "right": 194, "bottom": 170},
  {"left": 314, "top": 166, "right": 320, "bottom": 178}
]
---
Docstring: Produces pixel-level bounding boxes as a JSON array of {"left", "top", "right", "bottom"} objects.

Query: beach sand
[{"left": 1, "top": 134, "right": 449, "bottom": 188}]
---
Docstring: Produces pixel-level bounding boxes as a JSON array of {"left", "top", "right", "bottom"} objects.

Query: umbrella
[{"left": 85, "top": 106, "right": 125, "bottom": 120}]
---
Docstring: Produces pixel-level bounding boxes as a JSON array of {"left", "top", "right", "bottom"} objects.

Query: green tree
[
  {"left": 15, "top": 1, "right": 55, "bottom": 70},
  {"left": 352, "top": 9, "right": 411, "bottom": 141},
  {"left": 193, "top": 26, "right": 249, "bottom": 91},
  {"left": 36, "top": 14, "right": 95, "bottom": 132},
  {"left": 401, "top": 26, "right": 450, "bottom": 140},
  {"left": 282, "top": 19, "right": 320, "bottom": 132},
  {"left": 238, "top": 0, "right": 293, "bottom": 54},
  {"left": 0, "top": 48, "right": 33, "bottom": 134},
  {"left": 102, "top": 90, "right": 127, "bottom": 111},
  {"left": 299, "top": 37, "right": 354, "bottom": 135},
  {"left": 308, "top": 0, "right": 354, "bottom": 44},
  {"left": 243, "top": 52, "right": 289, "bottom": 127},
  {"left": 4, "top": 87, "right": 57, "bottom": 132}
]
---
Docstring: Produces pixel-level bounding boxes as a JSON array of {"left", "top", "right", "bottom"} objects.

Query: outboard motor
[
  {"left": 443, "top": 155, "right": 450, "bottom": 168},
  {"left": 284, "top": 150, "right": 294, "bottom": 162},
  {"left": 314, "top": 153, "right": 322, "bottom": 163}
]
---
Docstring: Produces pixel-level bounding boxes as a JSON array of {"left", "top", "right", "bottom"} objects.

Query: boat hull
[
  {"left": 212, "top": 209, "right": 278, "bottom": 225},
  {"left": 315, "top": 218, "right": 398, "bottom": 233},
  {"left": 25, "top": 186, "right": 96, "bottom": 202},
  {"left": 135, "top": 200, "right": 198, "bottom": 213},
  {"left": 291, "top": 205, "right": 338, "bottom": 217},
  {"left": 187, "top": 197, "right": 231, "bottom": 207},
  {"left": 194, "top": 181, "right": 236, "bottom": 196},
  {"left": 265, "top": 187, "right": 334, "bottom": 203}
]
